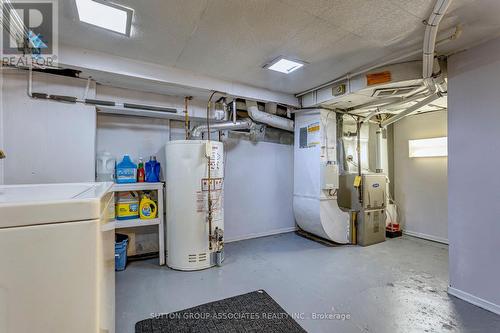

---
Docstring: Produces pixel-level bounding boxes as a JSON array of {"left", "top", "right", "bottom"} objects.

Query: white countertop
[{"left": 0, "top": 182, "right": 114, "bottom": 228}]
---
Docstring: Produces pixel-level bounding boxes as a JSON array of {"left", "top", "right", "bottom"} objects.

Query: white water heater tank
[{"left": 165, "top": 140, "right": 224, "bottom": 270}]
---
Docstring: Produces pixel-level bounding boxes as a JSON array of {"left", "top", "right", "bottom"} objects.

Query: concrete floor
[{"left": 116, "top": 233, "right": 500, "bottom": 333}]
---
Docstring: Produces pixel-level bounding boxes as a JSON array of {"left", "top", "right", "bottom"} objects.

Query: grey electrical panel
[{"left": 338, "top": 173, "right": 387, "bottom": 246}]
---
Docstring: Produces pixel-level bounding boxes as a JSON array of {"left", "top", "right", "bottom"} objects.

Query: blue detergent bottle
[
  {"left": 116, "top": 154, "right": 137, "bottom": 183},
  {"left": 145, "top": 156, "right": 161, "bottom": 182}
]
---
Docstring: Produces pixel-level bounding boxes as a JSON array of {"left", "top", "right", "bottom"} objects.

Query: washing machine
[{"left": 0, "top": 182, "right": 115, "bottom": 333}]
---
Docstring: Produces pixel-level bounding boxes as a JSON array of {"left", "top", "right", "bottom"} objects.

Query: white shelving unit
[{"left": 111, "top": 182, "right": 165, "bottom": 265}]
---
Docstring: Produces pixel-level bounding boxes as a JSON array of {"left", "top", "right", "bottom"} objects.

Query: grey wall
[
  {"left": 448, "top": 37, "right": 500, "bottom": 313},
  {"left": 224, "top": 138, "right": 295, "bottom": 242},
  {"left": 394, "top": 111, "right": 448, "bottom": 243},
  {"left": 0, "top": 70, "right": 96, "bottom": 184}
]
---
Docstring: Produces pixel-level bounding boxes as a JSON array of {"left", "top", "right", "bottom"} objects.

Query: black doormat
[{"left": 135, "top": 290, "right": 306, "bottom": 333}]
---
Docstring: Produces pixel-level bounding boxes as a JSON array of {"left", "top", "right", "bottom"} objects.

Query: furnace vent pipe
[
  {"left": 423, "top": 0, "right": 453, "bottom": 85},
  {"left": 375, "top": 128, "right": 383, "bottom": 173},
  {"left": 191, "top": 118, "right": 254, "bottom": 137},
  {"left": 376, "top": 0, "right": 452, "bottom": 127},
  {"left": 380, "top": 93, "right": 442, "bottom": 127},
  {"left": 246, "top": 100, "right": 294, "bottom": 132},
  {"left": 296, "top": 24, "right": 460, "bottom": 98}
]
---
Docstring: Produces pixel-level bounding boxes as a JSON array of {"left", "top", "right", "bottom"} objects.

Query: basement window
[
  {"left": 409, "top": 137, "right": 448, "bottom": 158},
  {"left": 75, "top": 0, "right": 133, "bottom": 36}
]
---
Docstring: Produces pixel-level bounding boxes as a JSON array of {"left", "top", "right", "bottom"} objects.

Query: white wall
[
  {"left": 0, "top": 70, "right": 96, "bottom": 184},
  {"left": 96, "top": 85, "right": 296, "bottom": 250},
  {"left": 224, "top": 138, "right": 295, "bottom": 242},
  {"left": 447, "top": 37, "right": 500, "bottom": 314},
  {"left": 0, "top": 72, "right": 295, "bottom": 248},
  {"left": 394, "top": 111, "right": 448, "bottom": 243}
]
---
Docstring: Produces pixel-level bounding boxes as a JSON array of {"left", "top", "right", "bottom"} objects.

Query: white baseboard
[
  {"left": 403, "top": 230, "right": 448, "bottom": 244},
  {"left": 448, "top": 286, "right": 500, "bottom": 315},
  {"left": 225, "top": 226, "right": 297, "bottom": 243}
]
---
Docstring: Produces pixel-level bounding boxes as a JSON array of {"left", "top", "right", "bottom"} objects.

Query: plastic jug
[
  {"left": 139, "top": 194, "right": 157, "bottom": 219},
  {"left": 96, "top": 152, "right": 115, "bottom": 182},
  {"left": 116, "top": 155, "right": 137, "bottom": 183},
  {"left": 145, "top": 156, "right": 161, "bottom": 182}
]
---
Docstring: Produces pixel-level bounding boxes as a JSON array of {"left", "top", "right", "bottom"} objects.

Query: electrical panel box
[{"left": 320, "top": 162, "right": 339, "bottom": 190}]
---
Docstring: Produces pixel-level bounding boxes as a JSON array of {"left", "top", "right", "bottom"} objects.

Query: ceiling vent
[{"left": 372, "top": 86, "right": 421, "bottom": 97}]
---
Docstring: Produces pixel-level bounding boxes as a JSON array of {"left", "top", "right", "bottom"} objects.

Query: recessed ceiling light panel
[
  {"left": 265, "top": 57, "right": 305, "bottom": 74},
  {"left": 75, "top": 0, "right": 133, "bottom": 36}
]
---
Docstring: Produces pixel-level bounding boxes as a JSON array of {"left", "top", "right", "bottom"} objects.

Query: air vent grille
[
  {"left": 372, "top": 86, "right": 420, "bottom": 97},
  {"left": 187, "top": 253, "right": 209, "bottom": 263}
]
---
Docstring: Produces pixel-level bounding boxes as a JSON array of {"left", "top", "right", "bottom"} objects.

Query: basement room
[{"left": 0, "top": 0, "right": 499, "bottom": 332}]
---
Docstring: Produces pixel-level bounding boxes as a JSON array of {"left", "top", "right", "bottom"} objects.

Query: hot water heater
[{"left": 165, "top": 140, "right": 224, "bottom": 270}]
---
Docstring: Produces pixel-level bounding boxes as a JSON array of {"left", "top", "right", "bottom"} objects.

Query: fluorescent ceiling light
[
  {"left": 75, "top": 0, "right": 133, "bottom": 36},
  {"left": 409, "top": 137, "right": 448, "bottom": 158},
  {"left": 265, "top": 57, "right": 304, "bottom": 74}
]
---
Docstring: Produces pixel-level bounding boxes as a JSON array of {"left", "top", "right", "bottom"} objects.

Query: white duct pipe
[
  {"left": 375, "top": 128, "right": 383, "bottom": 173},
  {"left": 376, "top": 0, "right": 452, "bottom": 127},
  {"left": 232, "top": 99, "right": 237, "bottom": 123},
  {"left": 423, "top": 0, "right": 453, "bottom": 83},
  {"left": 381, "top": 93, "right": 442, "bottom": 127},
  {"left": 191, "top": 118, "right": 253, "bottom": 137},
  {"left": 357, "top": 91, "right": 431, "bottom": 116},
  {"left": 246, "top": 100, "right": 294, "bottom": 132},
  {"left": 296, "top": 24, "right": 460, "bottom": 98}
]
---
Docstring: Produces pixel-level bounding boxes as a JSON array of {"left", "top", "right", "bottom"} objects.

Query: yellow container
[
  {"left": 116, "top": 192, "right": 140, "bottom": 220},
  {"left": 139, "top": 195, "right": 157, "bottom": 219}
]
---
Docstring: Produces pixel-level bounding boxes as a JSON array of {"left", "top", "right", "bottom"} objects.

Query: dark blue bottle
[{"left": 145, "top": 156, "right": 161, "bottom": 182}]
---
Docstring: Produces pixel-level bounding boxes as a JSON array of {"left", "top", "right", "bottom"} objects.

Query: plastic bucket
[{"left": 115, "top": 233, "right": 129, "bottom": 271}]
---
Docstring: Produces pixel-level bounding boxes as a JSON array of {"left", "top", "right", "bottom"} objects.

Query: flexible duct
[
  {"left": 191, "top": 118, "right": 254, "bottom": 137},
  {"left": 246, "top": 100, "right": 294, "bottom": 132}
]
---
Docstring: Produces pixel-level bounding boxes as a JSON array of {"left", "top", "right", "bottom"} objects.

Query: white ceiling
[{"left": 59, "top": 0, "right": 500, "bottom": 94}]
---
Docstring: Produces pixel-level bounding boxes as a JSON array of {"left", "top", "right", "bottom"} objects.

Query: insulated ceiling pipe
[
  {"left": 191, "top": 118, "right": 254, "bottom": 138},
  {"left": 423, "top": 0, "right": 454, "bottom": 87},
  {"left": 295, "top": 24, "right": 461, "bottom": 98},
  {"left": 380, "top": 92, "right": 442, "bottom": 127},
  {"left": 377, "top": 0, "right": 452, "bottom": 127},
  {"left": 358, "top": 92, "right": 431, "bottom": 120},
  {"left": 246, "top": 100, "right": 294, "bottom": 132}
]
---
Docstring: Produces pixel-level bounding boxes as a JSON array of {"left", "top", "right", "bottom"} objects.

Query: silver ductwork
[
  {"left": 191, "top": 118, "right": 254, "bottom": 138},
  {"left": 246, "top": 100, "right": 294, "bottom": 132}
]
